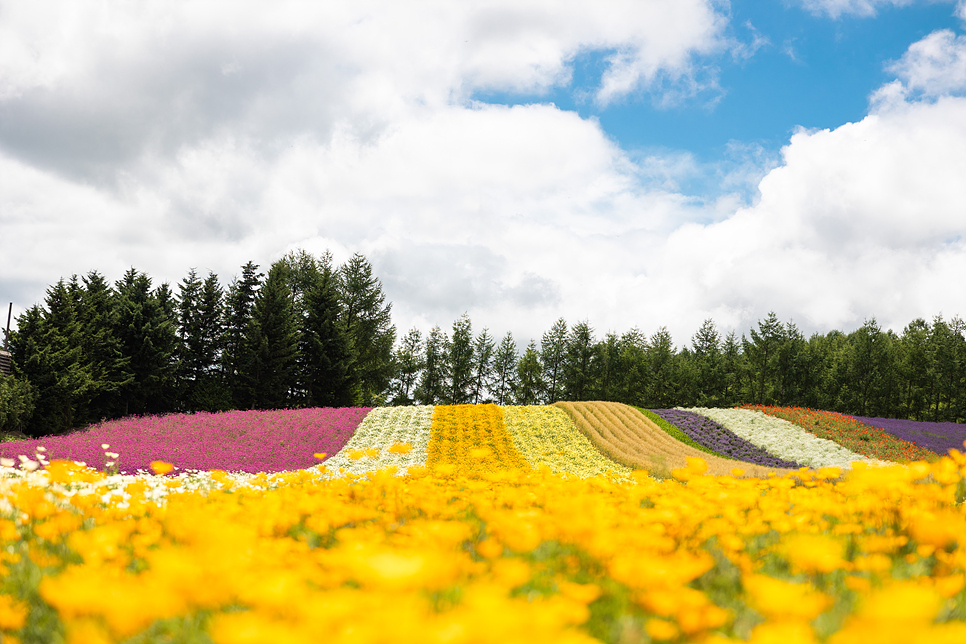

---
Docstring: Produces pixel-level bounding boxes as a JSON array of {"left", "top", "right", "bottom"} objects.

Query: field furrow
[
  {"left": 555, "top": 401, "right": 800, "bottom": 477},
  {"left": 503, "top": 405, "right": 631, "bottom": 479}
]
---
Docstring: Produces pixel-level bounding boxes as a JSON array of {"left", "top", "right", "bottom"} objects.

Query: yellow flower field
[{"left": 1, "top": 405, "right": 966, "bottom": 643}]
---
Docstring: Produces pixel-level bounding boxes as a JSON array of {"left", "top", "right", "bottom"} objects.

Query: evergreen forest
[{"left": 2, "top": 249, "right": 965, "bottom": 437}]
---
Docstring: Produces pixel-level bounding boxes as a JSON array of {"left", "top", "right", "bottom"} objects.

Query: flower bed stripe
[
  {"left": 744, "top": 406, "right": 936, "bottom": 463},
  {"left": 0, "top": 407, "right": 371, "bottom": 475},
  {"left": 427, "top": 404, "right": 529, "bottom": 476},
  {"left": 650, "top": 408, "right": 803, "bottom": 469},
  {"left": 503, "top": 405, "right": 631, "bottom": 479},
  {"left": 848, "top": 414, "right": 966, "bottom": 457},
  {"left": 320, "top": 406, "right": 434, "bottom": 477},
  {"left": 555, "top": 401, "right": 798, "bottom": 478},
  {"left": 687, "top": 407, "right": 879, "bottom": 469}
]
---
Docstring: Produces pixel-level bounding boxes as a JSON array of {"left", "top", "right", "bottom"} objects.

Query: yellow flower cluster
[
  {"left": 2, "top": 412, "right": 966, "bottom": 643},
  {"left": 427, "top": 404, "right": 529, "bottom": 477},
  {"left": 503, "top": 405, "right": 631, "bottom": 480}
]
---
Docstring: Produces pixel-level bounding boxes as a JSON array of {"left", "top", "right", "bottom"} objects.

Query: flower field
[
  {"left": 319, "top": 406, "right": 434, "bottom": 477},
  {"left": 555, "top": 401, "right": 798, "bottom": 479},
  {"left": 0, "top": 407, "right": 370, "bottom": 475},
  {"left": 687, "top": 407, "right": 882, "bottom": 470},
  {"left": 848, "top": 415, "right": 966, "bottom": 457},
  {"left": 745, "top": 406, "right": 937, "bottom": 463},
  {"left": 503, "top": 406, "right": 630, "bottom": 479},
  {"left": 1, "top": 404, "right": 966, "bottom": 643},
  {"left": 650, "top": 409, "right": 803, "bottom": 470}
]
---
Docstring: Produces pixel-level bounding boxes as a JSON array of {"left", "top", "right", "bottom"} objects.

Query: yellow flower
[
  {"left": 0, "top": 593, "right": 29, "bottom": 630},
  {"left": 743, "top": 574, "right": 832, "bottom": 619},
  {"left": 150, "top": 460, "right": 175, "bottom": 476},
  {"left": 781, "top": 534, "right": 847, "bottom": 574},
  {"left": 645, "top": 618, "right": 679, "bottom": 641}
]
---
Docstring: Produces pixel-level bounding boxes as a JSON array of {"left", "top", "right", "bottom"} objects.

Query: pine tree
[
  {"left": 563, "top": 321, "right": 597, "bottom": 401},
  {"left": 416, "top": 326, "right": 449, "bottom": 405},
  {"left": 338, "top": 254, "right": 395, "bottom": 405},
  {"left": 690, "top": 318, "right": 723, "bottom": 407},
  {"left": 77, "top": 271, "right": 132, "bottom": 421},
  {"left": 646, "top": 327, "right": 677, "bottom": 408},
  {"left": 299, "top": 264, "right": 355, "bottom": 407},
  {"left": 515, "top": 340, "right": 545, "bottom": 405},
  {"left": 390, "top": 328, "right": 424, "bottom": 406},
  {"left": 540, "top": 318, "right": 567, "bottom": 403},
  {"left": 447, "top": 314, "right": 474, "bottom": 404},
  {"left": 471, "top": 328, "right": 495, "bottom": 404},
  {"left": 114, "top": 269, "right": 178, "bottom": 416},
  {"left": 222, "top": 262, "right": 262, "bottom": 409},
  {"left": 177, "top": 270, "right": 226, "bottom": 411},
  {"left": 245, "top": 261, "right": 299, "bottom": 409},
  {"left": 491, "top": 332, "right": 518, "bottom": 405}
]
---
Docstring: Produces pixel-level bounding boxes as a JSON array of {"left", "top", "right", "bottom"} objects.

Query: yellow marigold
[
  {"left": 150, "top": 460, "right": 174, "bottom": 476},
  {"left": 748, "top": 620, "right": 818, "bottom": 644},
  {"left": 743, "top": 574, "right": 832, "bottom": 620},
  {"left": 387, "top": 442, "right": 413, "bottom": 455},
  {"left": 0, "top": 593, "right": 29, "bottom": 630},
  {"left": 645, "top": 618, "right": 679, "bottom": 641},
  {"left": 780, "top": 534, "right": 848, "bottom": 574}
]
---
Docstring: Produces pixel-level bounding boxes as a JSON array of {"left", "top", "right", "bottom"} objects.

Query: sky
[{"left": 3, "top": 0, "right": 966, "bottom": 349}]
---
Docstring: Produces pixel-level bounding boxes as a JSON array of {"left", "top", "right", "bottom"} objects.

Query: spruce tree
[
  {"left": 416, "top": 326, "right": 449, "bottom": 405},
  {"left": 540, "top": 318, "right": 567, "bottom": 403},
  {"left": 563, "top": 320, "right": 597, "bottom": 401},
  {"left": 470, "top": 328, "right": 495, "bottom": 404},
  {"left": 338, "top": 254, "right": 395, "bottom": 405},
  {"left": 515, "top": 340, "right": 545, "bottom": 405},
  {"left": 491, "top": 332, "right": 518, "bottom": 405},
  {"left": 245, "top": 261, "right": 299, "bottom": 409},
  {"left": 390, "top": 328, "right": 424, "bottom": 406},
  {"left": 447, "top": 314, "right": 474, "bottom": 404},
  {"left": 222, "top": 262, "right": 262, "bottom": 409},
  {"left": 114, "top": 269, "right": 178, "bottom": 416},
  {"left": 77, "top": 271, "right": 132, "bottom": 420},
  {"left": 299, "top": 264, "right": 355, "bottom": 407}
]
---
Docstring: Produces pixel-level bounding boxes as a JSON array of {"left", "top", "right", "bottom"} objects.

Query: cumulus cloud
[
  {"left": 4, "top": 1, "right": 966, "bottom": 350},
  {"left": 651, "top": 29, "right": 966, "bottom": 338}
]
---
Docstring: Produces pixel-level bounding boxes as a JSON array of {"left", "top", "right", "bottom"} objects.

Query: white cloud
[
  {"left": 885, "top": 29, "right": 966, "bottom": 98},
  {"left": 4, "top": 1, "right": 966, "bottom": 353},
  {"left": 648, "top": 30, "right": 966, "bottom": 339},
  {"left": 795, "top": 0, "right": 928, "bottom": 19}
]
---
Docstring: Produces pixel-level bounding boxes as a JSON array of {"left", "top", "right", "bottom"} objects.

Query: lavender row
[
  {"left": 0, "top": 407, "right": 372, "bottom": 474},
  {"left": 848, "top": 415, "right": 966, "bottom": 456},
  {"left": 650, "top": 409, "right": 804, "bottom": 469}
]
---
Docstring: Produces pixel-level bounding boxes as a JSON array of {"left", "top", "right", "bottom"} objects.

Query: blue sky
[
  {"left": 3, "top": 0, "right": 966, "bottom": 346},
  {"left": 475, "top": 1, "right": 963, "bottom": 195}
]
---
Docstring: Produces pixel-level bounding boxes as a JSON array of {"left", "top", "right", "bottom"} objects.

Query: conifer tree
[
  {"left": 491, "top": 332, "right": 518, "bottom": 405},
  {"left": 114, "top": 269, "right": 178, "bottom": 416},
  {"left": 471, "top": 328, "right": 495, "bottom": 404},
  {"left": 245, "top": 261, "right": 299, "bottom": 409},
  {"left": 563, "top": 320, "right": 597, "bottom": 401},
  {"left": 447, "top": 314, "right": 474, "bottom": 404},
  {"left": 416, "top": 326, "right": 449, "bottom": 405},
  {"left": 299, "top": 264, "right": 355, "bottom": 407},
  {"left": 390, "top": 328, "right": 424, "bottom": 406},
  {"left": 338, "top": 254, "right": 395, "bottom": 405},
  {"left": 515, "top": 340, "right": 545, "bottom": 405},
  {"left": 77, "top": 271, "right": 131, "bottom": 420},
  {"left": 540, "top": 318, "right": 567, "bottom": 403},
  {"left": 222, "top": 262, "right": 262, "bottom": 409}
]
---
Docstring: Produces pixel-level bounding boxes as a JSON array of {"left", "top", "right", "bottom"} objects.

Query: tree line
[{"left": 2, "top": 249, "right": 965, "bottom": 436}]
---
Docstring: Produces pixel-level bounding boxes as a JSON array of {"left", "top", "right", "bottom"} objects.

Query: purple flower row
[
  {"left": 848, "top": 415, "right": 966, "bottom": 456},
  {"left": 650, "top": 409, "right": 803, "bottom": 469},
  {"left": 0, "top": 407, "right": 372, "bottom": 475}
]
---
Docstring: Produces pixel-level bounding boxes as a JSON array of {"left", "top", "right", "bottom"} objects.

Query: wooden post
[{"left": 4, "top": 302, "right": 10, "bottom": 349}]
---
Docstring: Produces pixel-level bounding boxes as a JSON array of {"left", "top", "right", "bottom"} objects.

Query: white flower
[
  {"left": 101, "top": 444, "right": 110, "bottom": 450},
  {"left": 0, "top": 458, "right": 14, "bottom": 468}
]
